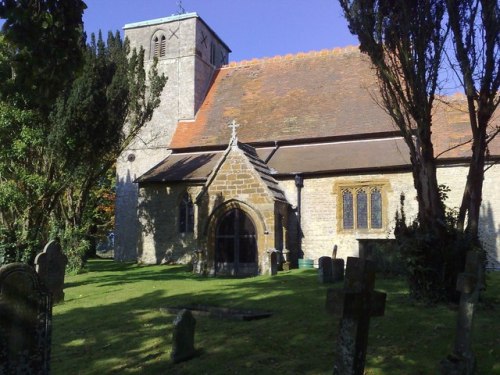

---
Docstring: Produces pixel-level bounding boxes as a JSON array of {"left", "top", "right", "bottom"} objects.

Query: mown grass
[{"left": 52, "top": 260, "right": 500, "bottom": 374}]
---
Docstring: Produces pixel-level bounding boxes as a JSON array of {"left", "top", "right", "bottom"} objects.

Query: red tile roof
[
  {"left": 170, "top": 47, "right": 397, "bottom": 149},
  {"left": 168, "top": 46, "right": 499, "bottom": 160}
]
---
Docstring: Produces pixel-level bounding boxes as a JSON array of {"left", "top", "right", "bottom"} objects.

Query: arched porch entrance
[{"left": 215, "top": 208, "right": 258, "bottom": 275}]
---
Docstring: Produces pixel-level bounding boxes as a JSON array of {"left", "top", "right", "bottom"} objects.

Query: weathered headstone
[
  {"left": 35, "top": 240, "right": 68, "bottom": 303},
  {"left": 267, "top": 249, "right": 278, "bottom": 276},
  {"left": 440, "top": 250, "right": 482, "bottom": 375},
  {"left": 171, "top": 309, "right": 197, "bottom": 363},
  {"left": 0, "top": 263, "right": 52, "bottom": 374},
  {"left": 326, "top": 257, "right": 386, "bottom": 375},
  {"left": 331, "top": 245, "right": 345, "bottom": 282},
  {"left": 318, "top": 256, "right": 333, "bottom": 283}
]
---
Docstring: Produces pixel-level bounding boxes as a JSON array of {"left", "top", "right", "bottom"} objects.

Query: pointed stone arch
[{"left": 205, "top": 200, "right": 268, "bottom": 276}]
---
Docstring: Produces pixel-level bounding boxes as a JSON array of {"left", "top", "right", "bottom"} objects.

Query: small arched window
[
  {"left": 151, "top": 32, "right": 167, "bottom": 59},
  {"left": 179, "top": 193, "right": 194, "bottom": 234},
  {"left": 153, "top": 36, "right": 159, "bottom": 57},
  {"left": 160, "top": 35, "right": 166, "bottom": 57}
]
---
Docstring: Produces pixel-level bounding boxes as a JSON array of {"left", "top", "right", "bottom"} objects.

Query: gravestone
[
  {"left": 171, "top": 309, "right": 196, "bottom": 363},
  {"left": 35, "top": 240, "right": 68, "bottom": 303},
  {"left": 268, "top": 249, "right": 278, "bottom": 276},
  {"left": 331, "top": 245, "right": 345, "bottom": 282},
  {"left": 318, "top": 256, "right": 333, "bottom": 283},
  {"left": 282, "top": 249, "right": 291, "bottom": 271},
  {"left": 0, "top": 263, "right": 52, "bottom": 374},
  {"left": 440, "top": 251, "right": 482, "bottom": 375},
  {"left": 326, "top": 257, "right": 386, "bottom": 375},
  {"left": 332, "top": 244, "right": 338, "bottom": 259}
]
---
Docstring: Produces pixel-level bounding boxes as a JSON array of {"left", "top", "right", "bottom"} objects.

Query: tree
[
  {"left": 340, "top": 0, "right": 499, "bottom": 301},
  {"left": 445, "top": 0, "right": 499, "bottom": 239},
  {"left": 0, "top": 0, "right": 87, "bottom": 113},
  {"left": 0, "top": 1, "right": 167, "bottom": 269},
  {"left": 49, "top": 31, "right": 166, "bottom": 263},
  {"left": 339, "top": 0, "right": 457, "bottom": 301}
]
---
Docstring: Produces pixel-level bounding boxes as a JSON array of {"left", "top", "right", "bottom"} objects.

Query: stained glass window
[
  {"left": 357, "top": 190, "right": 368, "bottom": 229},
  {"left": 339, "top": 184, "right": 386, "bottom": 231},
  {"left": 342, "top": 190, "right": 354, "bottom": 229},
  {"left": 371, "top": 189, "right": 382, "bottom": 228}
]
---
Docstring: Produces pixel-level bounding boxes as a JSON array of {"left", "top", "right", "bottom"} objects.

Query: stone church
[{"left": 114, "top": 12, "right": 500, "bottom": 275}]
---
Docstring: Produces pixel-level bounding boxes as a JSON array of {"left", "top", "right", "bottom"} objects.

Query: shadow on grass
[{"left": 52, "top": 262, "right": 500, "bottom": 375}]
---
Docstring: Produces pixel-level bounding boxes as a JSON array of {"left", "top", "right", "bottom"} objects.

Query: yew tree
[{"left": 0, "top": 1, "right": 166, "bottom": 268}]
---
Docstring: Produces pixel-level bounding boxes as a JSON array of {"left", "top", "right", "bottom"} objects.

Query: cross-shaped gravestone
[
  {"left": 440, "top": 250, "right": 482, "bottom": 375},
  {"left": 325, "top": 257, "right": 386, "bottom": 375},
  {"left": 35, "top": 240, "right": 68, "bottom": 303},
  {"left": 0, "top": 263, "right": 52, "bottom": 374},
  {"left": 228, "top": 119, "right": 240, "bottom": 140}
]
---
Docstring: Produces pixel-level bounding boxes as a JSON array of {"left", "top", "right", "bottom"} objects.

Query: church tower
[{"left": 115, "top": 13, "right": 231, "bottom": 261}]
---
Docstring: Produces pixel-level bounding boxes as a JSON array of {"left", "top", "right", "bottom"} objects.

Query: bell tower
[{"left": 114, "top": 13, "right": 231, "bottom": 261}]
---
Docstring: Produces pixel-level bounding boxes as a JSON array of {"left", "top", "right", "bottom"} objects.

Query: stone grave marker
[
  {"left": 325, "top": 256, "right": 386, "bottom": 375},
  {"left": 0, "top": 263, "right": 52, "bottom": 374},
  {"left": 35, "top": 240, "right": 68, "bottom": 303},
  {"left": 332, "top": 244, "right": 338, "bottom": 259},
  {"left": 440, "top": 250, "right": 482, "bottom": 375},
  {"left": 318, "top": 256, "right": 333, "bottom": 283},
  {"left": 171, "top": 309, "right": 197, "bottom": 363},
  {"left": 332, "top": 245, "right": 345, "bottom": 282},
  {"left": 268, "top": 249, "right": 278, "bottom": 276}
]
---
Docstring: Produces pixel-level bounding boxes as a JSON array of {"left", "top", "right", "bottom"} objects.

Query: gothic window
[
  {"left": 160, "top": 35, "right": 166, "bottom": 57},
  {"left": 338, "top": 183, "right": 387, "bottom": 231},
  {"left": 371, "top": 188, "right": 383, "bottom": 229},
  {"left": 356, "top": 190, "right": 368, "bottom": 229},
  {"left": 151, "top": 32, "right": 167, "bottom": 59},
  {"left": 153, "top": 36, "right": 159, "bottom": 57},
  {"left": 342, "top": 190, "right": 354, "bottom": 230},
  {"left": 179, "top": 193, "right": 194, "bottom": 234}
]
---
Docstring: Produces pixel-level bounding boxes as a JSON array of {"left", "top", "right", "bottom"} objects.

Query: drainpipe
[{"left": 294, "top": 174, "right": 304, "bottom": 260}]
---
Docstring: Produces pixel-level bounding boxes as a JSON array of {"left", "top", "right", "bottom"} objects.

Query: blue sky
[{"left": 82, "top": 0, "right": 358, "bottom": 62}]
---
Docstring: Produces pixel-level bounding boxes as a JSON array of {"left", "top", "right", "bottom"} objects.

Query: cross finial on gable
[{"left": 228, "top": 119, "right": 240, "bottom": 142}]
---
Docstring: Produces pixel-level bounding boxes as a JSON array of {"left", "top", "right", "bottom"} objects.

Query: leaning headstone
[
  {"left": 35, "top": 240, "right": 68, "bottom": 303},
  {"left": 318, "top": 256, "right": 333, "bottom": 283},
  {"left": 171, "top": 309, "right": 196, "bottom": 363},
  {"left": 326, "top": 257, "right": 386, "bottom": 375},
  {"left": 440, "top": 251, "right": 482, "bottom": 375},
  {"left": 0, "top": 263, "right": 52, "bottom": 374}
]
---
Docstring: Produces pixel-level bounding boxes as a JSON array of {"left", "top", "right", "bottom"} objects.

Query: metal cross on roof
[
  {"left": 176, "top": 0, "right": 186, "bottom": 15},
  {"left": 229, "top": 120, "right": 240, "bottom": 140}
]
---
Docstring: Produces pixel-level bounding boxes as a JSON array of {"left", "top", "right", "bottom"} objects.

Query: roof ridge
[{"left": 221, "top": 45, "right": 361, "bottom": 69}]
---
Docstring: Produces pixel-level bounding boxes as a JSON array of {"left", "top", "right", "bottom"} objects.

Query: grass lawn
[{"left": 52, "top": 259, "right": 500, "bottom": 374}]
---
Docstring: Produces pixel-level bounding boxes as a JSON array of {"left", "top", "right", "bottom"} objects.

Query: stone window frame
[
  {"left": 179, "top": 192, "right": 194, "bottom": 234},
  {"left": 334, "top": 180, "right": 390, "bottom": 233},
  {"left": 151, "top": 30, "right": 167, "bottom": 59}
]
